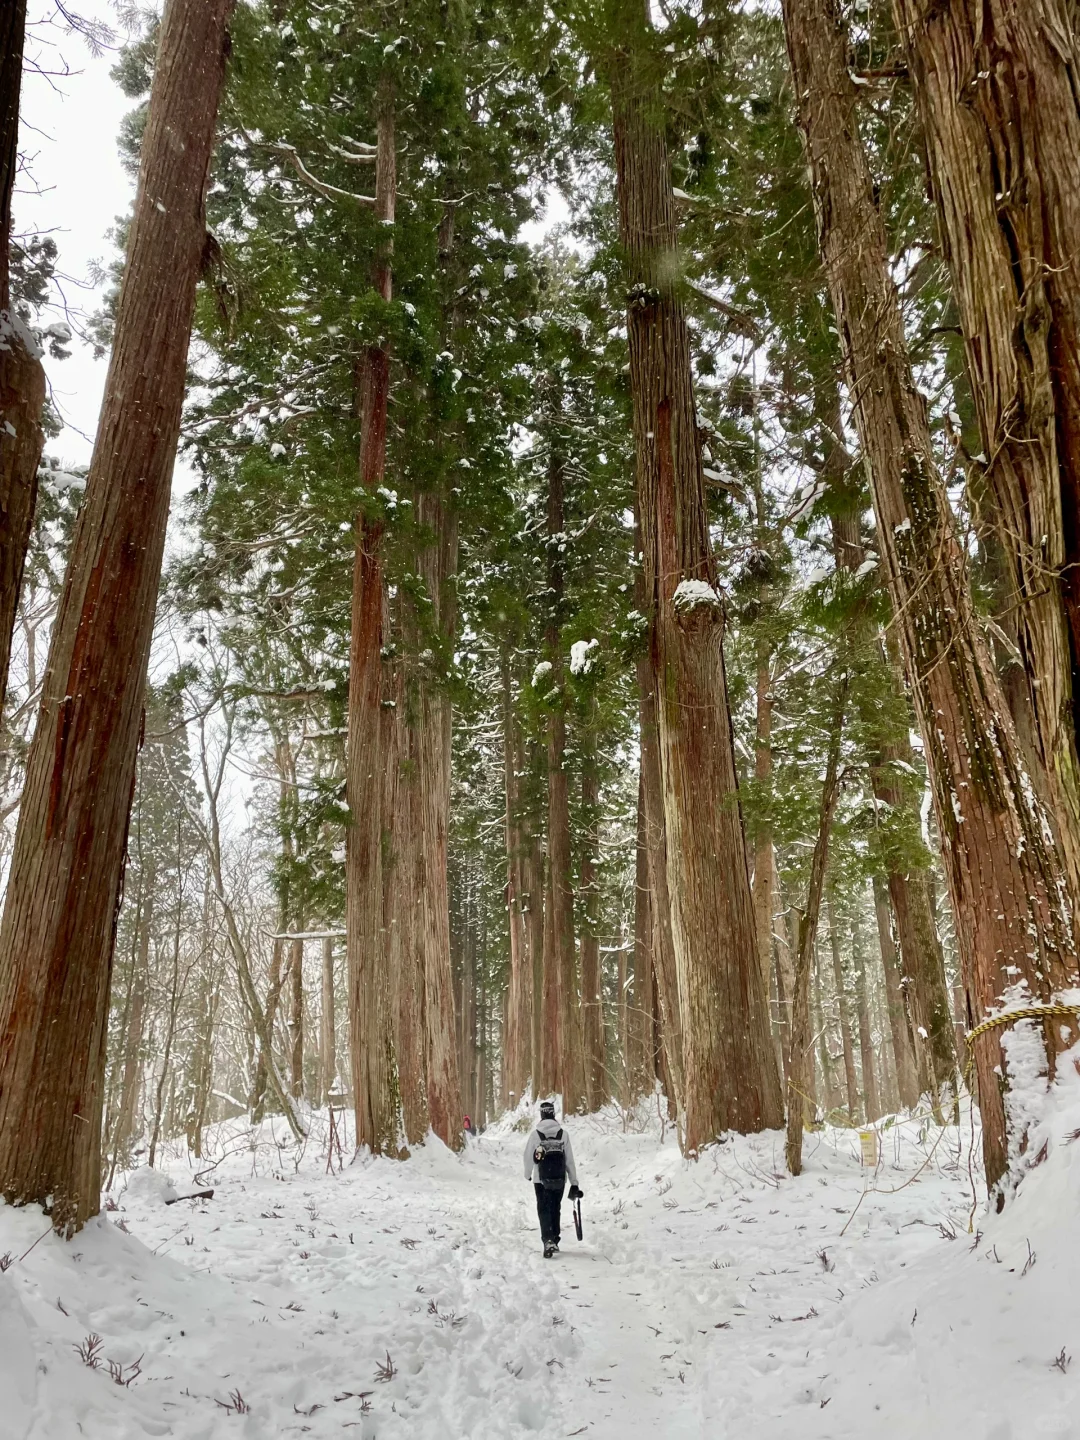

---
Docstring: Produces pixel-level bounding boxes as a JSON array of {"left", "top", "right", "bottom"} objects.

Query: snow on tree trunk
[
  {"left": 610, "top": 11, "right": 783, "bottom": 1151},
  {"left": 783, "top": 0, "right": 1078, "bottom": 1193},
  {"left": 0, "top": 0, "right": 233, "bottom": 1234}
]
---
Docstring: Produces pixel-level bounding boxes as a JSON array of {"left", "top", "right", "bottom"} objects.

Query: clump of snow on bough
[
  {"left": 672, "top": 578, "right": 723, "bottom": 614},
  {"left": 569, "top": 638, "right": 598, "bottom": 675}
]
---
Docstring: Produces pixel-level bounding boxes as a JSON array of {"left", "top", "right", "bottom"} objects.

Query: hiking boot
[{"left": 543, "top": 1242, "right": 555, "bottom": 1258}]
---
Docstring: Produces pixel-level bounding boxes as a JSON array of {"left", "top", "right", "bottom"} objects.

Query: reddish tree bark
[
  {"left": 0, "top": 0, "right": 46, "bottom": 718},
  {"left": 894, "top": 0, "right": 1080, "bottom": 918},
  {"left": 0, "top": 0, "right": 233, "bottom": 1234},
  {"left": 783, "top": 0, "right": 1078, "bottom": 1191},
  {"left": 414, "top": 492, "right": 463, "bottom": 1148},
  {"left": 346, "top": 78, "right": 397, "bottom": 1156},
  {"left": 873, "top": 876, "right": 920, "bottom": 1111},
  {"left": 827, "top": 898, "right": 860, "bottom": 1121},
  {"left": 543, "top": 441, "right": 579, "bottom": 1110},
  {"left": 636, "top": 637, "right": 685, "bottom": 1118},
  {"left": 502, "top": 647, "right": 531, "bottom": 1106},
  {"left": 786, "top": 686, "right": 846, "bottom": 1175},
  {"left": 580, "top": 755, "right": 606, "bottom": 1109},
  {"left": 752, "top": 647, "right": 776, "bottom": 1010},
  {"left": 610, "top": 5, "right": 782, "bottom": 1149}
]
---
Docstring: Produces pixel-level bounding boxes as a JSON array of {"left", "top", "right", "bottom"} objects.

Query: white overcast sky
[{"left": 17, "top": 1, "right": 135, "bottom": 468}]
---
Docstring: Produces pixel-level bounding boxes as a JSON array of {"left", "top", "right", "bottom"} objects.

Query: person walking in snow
[{"left": 523, "top": 1099, "right": 583, "bottom": 1258}]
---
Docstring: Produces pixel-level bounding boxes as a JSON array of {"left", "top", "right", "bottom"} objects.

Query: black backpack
[{"left": 534, "top": 1129, "right": 566, "bottom": 1191}]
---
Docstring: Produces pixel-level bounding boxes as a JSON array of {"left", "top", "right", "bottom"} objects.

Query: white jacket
[{"left": 523, "top": 1117, "right": 578, "bottom": 1187}]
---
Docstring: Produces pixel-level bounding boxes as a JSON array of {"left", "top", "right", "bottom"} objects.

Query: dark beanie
[{"left": 539, "top": 1100, "right": 556, "bottom": 1119}]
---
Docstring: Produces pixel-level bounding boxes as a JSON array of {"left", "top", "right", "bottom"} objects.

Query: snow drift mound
[{"left": 789, "top": 1046, "right": 1080, "bottom": 1440}]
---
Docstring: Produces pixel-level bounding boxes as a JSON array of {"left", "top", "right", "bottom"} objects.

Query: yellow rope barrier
[{"left": 964, "top": 1002, "right": 1080, "bottom": 1048}]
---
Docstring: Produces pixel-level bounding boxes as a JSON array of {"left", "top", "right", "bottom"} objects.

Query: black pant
[{"left": 534, "top": 1182, "right": 564, "bottom": 1244}]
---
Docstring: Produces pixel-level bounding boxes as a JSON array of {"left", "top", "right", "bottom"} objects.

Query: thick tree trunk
[
  {"left": 636, "top": 644, "right": 685, "bottom": 1118},
  {"left": 814, "top": 954, "right": 836, "bottom": 1113},
  {"left": 288, "top": 932, "right": 304, "bottom": 1100},
  {"left": 526, "top": 831, "right": 545, "bottom": 1096},
  {"left": 894, "top": 0, "right": 1080, "bottom": 915},
  {"left": 873, "top": 875, "right": 920, "bottom": 1110},
  {"left": 393, "top": 693, "right": 429, "bottom": 1148},
  {"left": 887, "top": 857, "right": 956, "bottom": 1103},
  {"left": 346, "top": 80, "right": 397, "bottom": 1156},
  {"left": 852, "top": 905, "right": 880, "bottom": 1122},
  {"left": 544, "top": 444, "right": 579, "bottom": 1112},
  {"left": 540, "top": 853, "right": 560, "bottom": 1096},
  {"left": 415, "top": 494, "right": 463, "bottom": 1149},
  {"left": 874, "top": 640, "right": 960, "bottom": 1099},
  {"left": 502, "top": 648, "right": 531, "bottom": 1106},
  {"left": 630, "top": 770, "right": 656, "bottom": 1097},
  {"left": 148, "top": 894, "right": 185, "bottom": 1171},
  {"left": 0, "top": 0, "right": 232, "bottom": 1234},
  {"left": 105, "top": 888, "right": 152, "bottom": 1186},
  {"left": 786, "top": 689, "right": 846, "bottom": 1175},
  {"left": 753, "top": 648, "right": 776, "bottom": 1010},
  {"left": 0, "top": 0, "right": 46, "bottom": 720},
  {"left": 827, "top": 897, "right": 860, "bottom": 1121},
  {"left": 185, "top": 963, "right": 217, "bottom": 1160},
  {"left": 775, "top": 895, "right": 796, "bottom": 1081},
  {"left": 320, "top": 935, "right": 336, "bottom": 1102},
  {"left": 580, "top": 748, "right": 606, "bottom": 1109},
  {"left": 617, "top": 929, "right": 630, "bottom": 1107},
  {"left": 783, "top": 0, "right": 1077, "bottom": 1192},
  {"left": 610, "top": 8, "right": 782, "bottom": 1151},
  {"left": 824, "top": 387, "right": 958, "bottom": 1098},
  {"left": 251, "top": 935, "right": 287, "bottom": 1122}
]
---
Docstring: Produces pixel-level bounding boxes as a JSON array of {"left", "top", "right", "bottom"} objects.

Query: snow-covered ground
[{"left": 3, "top": 1075, "right": 1080, "bottom": 1439}]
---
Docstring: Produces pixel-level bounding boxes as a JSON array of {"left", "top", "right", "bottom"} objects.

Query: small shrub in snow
[
  {"left": 374, "top": 1350, "right": 396, "bottom": 1382},
  {"left": 215, "top": 1388, "right": 251, "bottom": 1414},
  {"left": 75, "top": 1334, "right": 104, "bottom": 1369}
]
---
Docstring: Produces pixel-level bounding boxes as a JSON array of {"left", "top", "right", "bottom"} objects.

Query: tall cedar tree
[
  {"left": 346, "top": 73, "right": 399, "bottom": 1156},
  {"left": 0, "top": 0, "right": 233, "bottom": 1233},
  {"left": 0, "top": 0, "right": 46, "bottom": 719},
  {"left": 894, "top": 0, "right": 1080, "bottom": 923},
  {"left": 684, "top": 12, "right": 955, "bottom": 1104},
  {"left": 607, "top": 0, "right": 783, "bottom": 1151},
  {"left": 782, "top": 0, "right": 1077, "bottom": 1192}
]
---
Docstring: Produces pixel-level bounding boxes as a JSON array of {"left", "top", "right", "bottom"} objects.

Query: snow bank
[{"left": 3, "top": 1087, "right": 1080, "bottom": 1437}]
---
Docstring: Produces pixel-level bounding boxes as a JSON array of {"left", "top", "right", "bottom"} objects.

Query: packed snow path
[{"left": 3, "top": 1098, "right": 1080, "bottom": 1439}]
